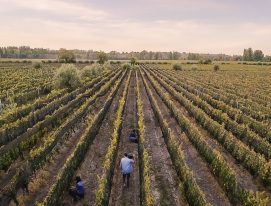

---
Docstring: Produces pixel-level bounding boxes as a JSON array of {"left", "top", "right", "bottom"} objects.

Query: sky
[{"left": 1, "top": 0, "right": 271, "bottom": 55}]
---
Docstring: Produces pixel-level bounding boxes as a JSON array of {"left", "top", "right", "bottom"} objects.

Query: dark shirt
[{"left": 129, "top": 133, "right": 137, "bottom": 141}]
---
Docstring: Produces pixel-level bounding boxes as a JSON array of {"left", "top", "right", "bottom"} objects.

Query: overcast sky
[{"left": 1, "top": 0, "right": 271, "bottom": 55}]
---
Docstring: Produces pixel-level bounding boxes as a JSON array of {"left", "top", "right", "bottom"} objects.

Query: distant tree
[
  {"left": 243, "top": 48, "right": 253, "bottom": 61},
  {"left": 188, "top": 53, "right": 200, "bottom": 60},
  {"left": 214, "top": 64, "right": 220, "bottom": 71},
  {"left": 97, "top": 51, "right": 108, "bottom": 64},
  {"left": 172, "top": 51, "right": 180, "bottom": 60},
  {"left": 58, "top": 49, "right": 76, "bottom": 63},
  {"left": 172, "top": 63, "right": 182, "bottom": 71},
  {"left": 204, "top": 59, "right": 212, "bottom": 64},
  {"left": 54, "top": 64, "right": 81, "bottom": 90},
  {"left": 253, "top": 50, "right": 264, "bottom": 61},
  {"left": 130, "top": 57, "right": 137, "bottom": 66},
  {"left": 264, "top": 55, "right": 271, "bottom": 62}
]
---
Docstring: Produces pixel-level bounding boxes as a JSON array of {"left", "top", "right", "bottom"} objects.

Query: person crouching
[{"left": 69, "top": 176, "right": 85, "bottom": 201}]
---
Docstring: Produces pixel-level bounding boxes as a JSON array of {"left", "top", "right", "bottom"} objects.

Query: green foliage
[
  {"left": 172, "top": 63, "right": 182, "bottom": 71},
  {"left": 214, "top": 64, "right": 220, "bottom": 71},
  {"left": 136, "top": 72, "right": 154, "bottom": 206},
  {"left": 147, "top": 68, "right": 270, "bottom": 204},
  {"left": 253, "top": 50, "right": 264, "bottom": 61},
  {"left": 122, "top": 63, "right": 131, "bottom": 70},
  {"left": 32, "top": 62, "right": 42, "bottom": 69},
  {"left": 81, "top": 64, "right": 103, "bottom": 80},
  {"left": 97, "top": 51, "right": 108, "bottom": 64},
  {"left": 54, "top": 64, "right": 81, "bottom": 90},
  {"left": 95, "top": 71, "right": 130, "bottom": 206},
  {"left": 130, "top": 57, "right": 137, "bottom": 65},
  {"left": 58, "top": 48, "right": 76, "bottom": 63},
  {"left": 141, "top": 70, "right": 208, "bottom": 205}
]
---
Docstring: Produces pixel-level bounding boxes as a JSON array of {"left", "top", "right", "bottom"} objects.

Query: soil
[
  {"left": 150, "top": 68, "right": 269, "bottom": 194},
  {"left": 59, "top": 74, "right": 128, "bottom": 206},
  {"left": 0, "top": 72, "right": 115, "bottom": 191},
  {"left": 141, "top": 69, "right": 231, "bottom": 206},
  {"left": 138, "top": 71, "right": 188, "bottom": 206},
  {"left": 14, "top": 75, "right": 121, "bottom": 206},
  {"left": 108, "top": 70, "right": 140, "bottom": 206}
]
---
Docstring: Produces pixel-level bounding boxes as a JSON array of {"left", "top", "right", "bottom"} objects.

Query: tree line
[
  {"left": 1, "top": 46, "right": 271, "bottom": 62},
  {"left": 243, "top": 48, "right": 271, "bottom": 61}
]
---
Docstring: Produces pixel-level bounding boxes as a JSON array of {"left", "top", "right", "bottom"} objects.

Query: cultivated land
[{"left": 0, "top": 61, "right": 271, "bottom": 206}]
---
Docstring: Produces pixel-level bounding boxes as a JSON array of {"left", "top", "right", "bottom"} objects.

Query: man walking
[{"left": 120, "top": 153, "right": 134, "bottom": 187}]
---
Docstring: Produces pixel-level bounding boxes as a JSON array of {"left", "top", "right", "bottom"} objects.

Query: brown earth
[
  {"left": 141, "top": 69, "right": 231, "bottom": 206},
  {"left": 108, "top": 70, "right": 140, "bottom": 206},
  {"left": 138, "top": 71, "right": 188, "bottom": 206},
  {"left": 14, "top": 75, "right": 120, "bottom": 206},
  {"left": 60, "top": 74, "right": 128, "bottom": 206}
]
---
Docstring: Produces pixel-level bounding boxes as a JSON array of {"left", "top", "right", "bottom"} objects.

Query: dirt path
[
  {"left": 149, "top": 68, "right": 269, "bottom": 194},
  {"left": 141, "top": 70, "right": 231, "bottom": 206},
  {"left": 109, "top": 70, "right": 140, "bottom": 206},
  {"left": 60, "top": 74, "right": 128, "bottom": 206},
  {"left": 138, "top": 72, "right": 187, "bottom": 206},
  {"left": 15, "top": 77, "right": 119, "bottom": 206}
]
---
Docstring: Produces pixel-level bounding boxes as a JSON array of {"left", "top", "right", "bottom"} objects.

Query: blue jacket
[{"left": 76, "top": 181, "right": 85, "bottom": 195}]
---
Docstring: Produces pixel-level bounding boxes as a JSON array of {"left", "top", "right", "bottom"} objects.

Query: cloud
[{"left": 0, "top": 0, "right": 271, "bottom": 54}]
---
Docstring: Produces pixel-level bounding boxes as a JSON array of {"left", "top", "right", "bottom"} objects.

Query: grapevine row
[
  {"left": 142, "top": 68, "right": 269, "bottom": 205},
  {"left": 94, "top": 70, "right": 131, "bottom": 206},
  {"left": 0, "top": 70, "right": 126, "bottom": 204},
  {"left": 0, "top": 70, "right": 122, "bottom": 170},
  {"left": 156, "top": 68, "right": 271, "bottom": 143},
  {"left": 0, "top": 70, "right": 116, "bottom": 146},
  {"left": 140, "top": 69, "right": 209, "bottom": 206},
  {"left": 146, "top": 67, "right": 271, "bottom": 187},
  {"left": 150, "top": 68, "right": 271, "bottom": 159},
  {"left": 136, "top": 71, "right": 154, "bottom": 206},
  {"left": 35, "top": 70, "right": 127, "bottom": 206}
]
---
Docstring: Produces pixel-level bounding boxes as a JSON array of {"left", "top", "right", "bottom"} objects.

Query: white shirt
[{"left": 120, "top": 157, "right": 134, "bottom": 174}]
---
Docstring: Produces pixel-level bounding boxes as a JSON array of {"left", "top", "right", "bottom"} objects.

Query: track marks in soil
[{"left": 109, "top": 71, "right": 140, "bottom": 206}]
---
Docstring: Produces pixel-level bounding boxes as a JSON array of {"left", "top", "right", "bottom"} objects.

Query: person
[
  {"left": 69, "top": 176, "right": 85, "bottom": 201},
  {"left": 128, "top": 129, "right": 138, "bottom": 143},
  {"left": 120, "top": 153, "right": 134, "bottom": 187}
]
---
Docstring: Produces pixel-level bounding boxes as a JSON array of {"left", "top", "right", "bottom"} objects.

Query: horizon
[{"left": 1, "top": 0, "right": 271, "bottom": 55}]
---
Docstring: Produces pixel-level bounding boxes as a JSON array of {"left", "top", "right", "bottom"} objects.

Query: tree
[
  {"left": 214, "top": 64, "right": 220, "bottom": 71},
  {"left": 243, "top": 48, "right": 253, "bottom": 61},
  {"left": 54, "top": 64, "right": 81, "bottom": 90},
  {"left": 130, "top": 57, "right": 137, "bottom": 66},
  {"left": 97, "top": 51, "right": 108, "bottom": 64},
  {"left": 58, "top": 49, "right": 76, "bottom": 63},
  {"left": 81, "top": 64, "right": 103, "bottom": 80},
  {"left": 122, "top": 63, "right": 131, "bottom": 70},
  {"left": 253, "top": 50, "right": 264, "bottom": 61},
  {"left": 172, "top": 63, "right": 182, "bottom": 71}
]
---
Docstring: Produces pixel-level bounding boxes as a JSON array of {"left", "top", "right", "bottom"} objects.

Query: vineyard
[{"left": 0, "top": 62, "right": 271, "bottom": 206}]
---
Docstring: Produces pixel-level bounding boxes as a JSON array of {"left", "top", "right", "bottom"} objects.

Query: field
[{"left": 0, "top": 62, "right": 271, "bottom": 206}]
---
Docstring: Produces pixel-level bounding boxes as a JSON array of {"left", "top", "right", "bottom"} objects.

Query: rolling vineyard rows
[{"left": 0, "top": 62, "right": 270, "bottom": 206}]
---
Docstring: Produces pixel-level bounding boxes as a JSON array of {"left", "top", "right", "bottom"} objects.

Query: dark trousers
[
  {"left": 123, "top": 173, "right": 131, "bottom": 187},
  {"left": 69, "top": 188, "right": 84, "bottom": 200}
]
